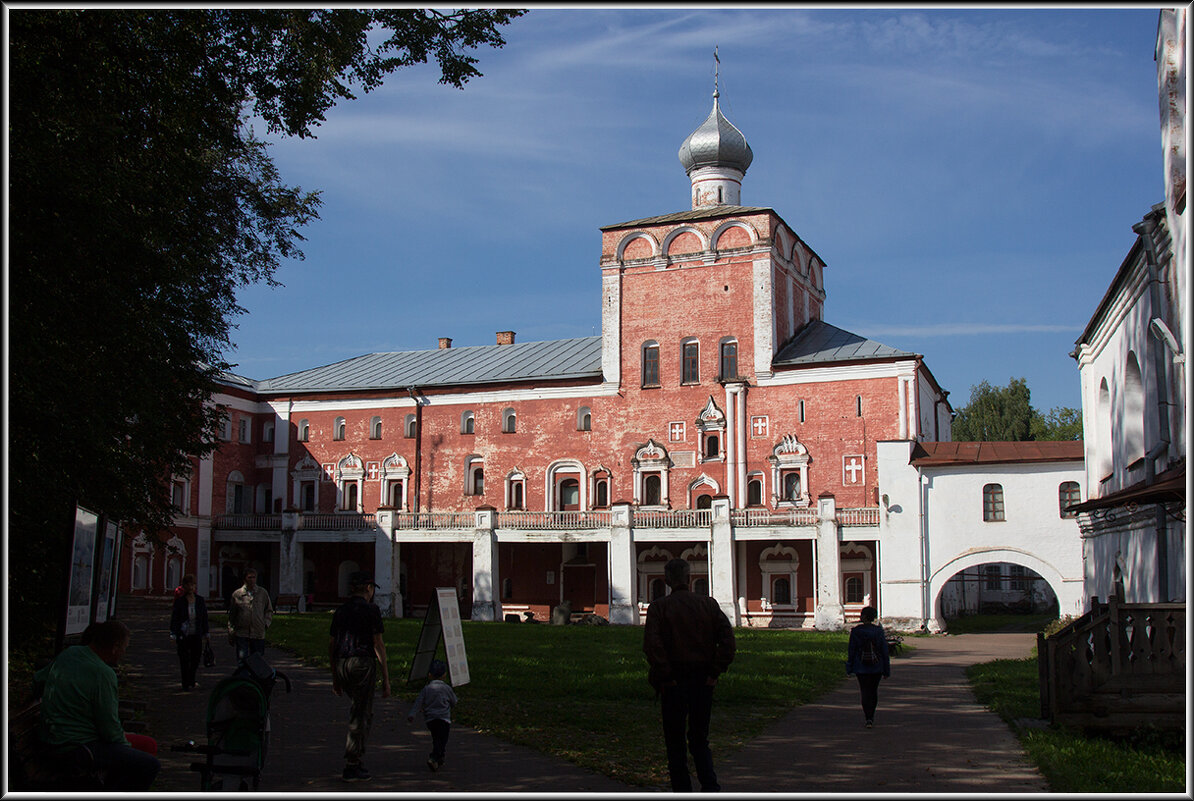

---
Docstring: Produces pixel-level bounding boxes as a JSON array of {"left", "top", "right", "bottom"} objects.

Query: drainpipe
[
  {"left": 918, "top": 471, "right": 931, "bottom": 630},
  {"left": 408, "top": 387, "right": 422, "bottom": 514},
  {"left": 1131, "top": 213, "right": 1173, "bottom": 600}
]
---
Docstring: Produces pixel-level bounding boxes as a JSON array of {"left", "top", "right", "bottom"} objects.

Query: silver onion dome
[{"left": 677, "top": 91, "right": 753, "bottom": 176}]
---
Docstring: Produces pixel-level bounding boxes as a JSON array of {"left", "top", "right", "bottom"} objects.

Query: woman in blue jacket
[
  {"left": 845, "top": 605, "right": 890, "bottom": 728},
  {"left": 169, "top": 574, "right": 210, "bottom": 690}
]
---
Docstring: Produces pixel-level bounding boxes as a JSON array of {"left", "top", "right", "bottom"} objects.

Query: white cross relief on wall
[
  {"left": 843, "top": 455, "right": 864, "bottom": 485},
  {"left": 366, "top": 462, "right": 380, "bottom": 480},
  {"left": 322, "top": 464, "right": 335, "bottom": 482},
  {"left": 669, "top": 422, "right": 685, "bottom": 442},
  {"left": 751, "top": 416, "right": 768, "bottom": 437}
]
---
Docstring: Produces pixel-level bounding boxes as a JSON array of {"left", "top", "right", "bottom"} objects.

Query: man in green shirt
[{"left": 36, "top": 619, "right": 160, "bottom": 790}]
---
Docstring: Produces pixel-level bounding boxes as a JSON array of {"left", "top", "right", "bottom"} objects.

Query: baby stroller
[{"left": 174, "top": 653, "right": 291, "bottom": 791}]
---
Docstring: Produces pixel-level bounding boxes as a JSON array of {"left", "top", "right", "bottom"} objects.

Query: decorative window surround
[
  {"left": 336, "top": 453, "right": 365, "bottom": 512},
  {"left": 632, "top": 439, "right": 671, "bottom": 508},
  {"left": 768, "top": 434, "right": 811, "bottom": 507}
]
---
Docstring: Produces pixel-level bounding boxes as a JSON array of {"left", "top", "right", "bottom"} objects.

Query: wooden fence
[{"left": 1038, "top": 596, "right": 1185, "bottom": 730}]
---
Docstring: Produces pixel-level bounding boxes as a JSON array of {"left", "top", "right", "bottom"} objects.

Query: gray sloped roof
[
  {"left": 773, "top": 320, "right": 918, "bottom": 367},
  {"left": 255, "top": 336, "right": 604, "bottom": 394},
  {"left": 601, "top": 206, "right": 774, "bottom": 231}
]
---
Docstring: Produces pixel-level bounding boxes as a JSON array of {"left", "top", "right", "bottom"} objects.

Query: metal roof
[
  {"left": 601, "top": 206, "right": 774, "bottom": 231},
  {"left": 256, "top": 336, "right": 604, "bottom": 395},
  {"left": 910, "top": 440, "right": 1084, "bottom": 466},
  {"left": 773, "top": 320, "right": 919, "bottom": 367}
]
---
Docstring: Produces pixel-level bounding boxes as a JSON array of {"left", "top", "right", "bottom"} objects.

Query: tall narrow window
[
  {"left": 642, "top": 342, "right": 660, "bottom": 387},
  {"left": 644, "top": 474, "right": 662, "bottom": 506},
  {"left": 704, "top": 434, "right": 720, "bottom": 459},
  {"left": 1058, "top": 481, "right": 1081, "bottom": 518},
  {"left": 856, "top": 395, "right": 863, "bottom": 417},
  {"left": 719, "top": 340, "right": 738, "bottom": 381},
  {"left": 405, "top": 414, "right": 417, "bottom": 438},
  {"left": 238, "top": 419, "right": 250, "bottom": 443},
  {"left": 774, "top": 576, "right": 793, "bottom": 605},
  {"left": 559, "top": 478, "right": 580, "bottom": 511},
  {"left": 298, "top": 419, "right": 310, "bottom": 442},
  {"left": 594, "top": 478, "right": 609, "bottom": 508},
  {"left": 682, "top": 341, "right": 700, "bottom": 384},
  {"left": 333, "top": 417, "right": 346, "bottom": 441},
  {"left": 344, "top": 483, "right": 359, "bottom": 511},
  {"left": 511, "top": 482, "right": 524, "bottom": 510},
  {"left": 472, "top": 468, "right": 485, "bottom": 496},
  {"left": 461, "top": 411, "right": 475, "bottom": 435},
  {"left": 784, "top": 472, "right": 801, "bottom": 501},
  {"left": 747, "top": 478, "right": 763, "bottom": 506},
  {"left": 301, "top": 482, "right": 316, "bottom": 512},
  {"left": 263, "top": 421, "right": 275, "bottom": 443},
  {"left": 983, "top": 483, "right": 1005, "bottom": 522},
  {"left": 577, "top": 407, "right": 592, "bottom": 431},
  {"left": 799, "top": 400, "right": 806, "bottom": 423},
  {"left": 389, "top": 481, "right": 404, "bottom": 510},
  {"left": 845, "top": 577, "right": 864, "bottom": 603},
  {"left": 370, "top": 416, "right": 382, "bottom": 439},
  {"left": 502, "top": 408, "right": 517, "bottom": 434}
]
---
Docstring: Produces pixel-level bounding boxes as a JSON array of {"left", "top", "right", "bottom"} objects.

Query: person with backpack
[
  {"left": 329, "top": 571, "right": 391, "bottom": 782},
  {"left": 845, "top": 605, "right": 891, "bottom": 728}
]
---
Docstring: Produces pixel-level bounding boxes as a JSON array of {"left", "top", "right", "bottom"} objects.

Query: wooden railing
[
  {"left": 1038, "top": 597, "right": 1185, "bottom": 729},
  {"left": 497, "top": 511, "right": 612, "bottom": 530}
]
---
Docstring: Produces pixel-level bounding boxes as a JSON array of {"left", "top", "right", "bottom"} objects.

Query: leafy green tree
[
  {"left": 951, "top": 377, "right": 1082, "bottom": 442},
  {"left": 1030, "top": 406, "right": 1084, "bottom": 441},
  {"left": 8, "top": 9, "right": 524, "bottom": 646}
]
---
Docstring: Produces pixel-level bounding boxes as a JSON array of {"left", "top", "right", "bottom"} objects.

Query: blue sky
[{"left": 230, "top": 7, "right": 1167, "bottom": 415}]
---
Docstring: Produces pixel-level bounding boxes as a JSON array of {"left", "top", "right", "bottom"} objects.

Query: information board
[
  {"left": 65, "top": 506, "right": 99, "bottom": 635},
  {"left": 408, "top": 587, "right": 470, "bottom": 686}
]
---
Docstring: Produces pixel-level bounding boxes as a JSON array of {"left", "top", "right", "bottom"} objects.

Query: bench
[
  {"left": 8, "top": 700, "right": 105, "bottom": 791},
  {"left": 275, "top": 593, "right": 302, "bottom": 613}
]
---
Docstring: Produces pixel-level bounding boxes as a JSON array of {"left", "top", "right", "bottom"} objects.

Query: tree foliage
[
  {"left": 951, "top": 378, "right": 1082, "bottom": 442},
  {"left": 8, "top": 8, "right": 524, "bottom": 644}
]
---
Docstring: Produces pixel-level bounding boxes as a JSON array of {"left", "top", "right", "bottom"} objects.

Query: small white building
[{"left": 876, "top": 440, "right": 1086, "bottom": 631}]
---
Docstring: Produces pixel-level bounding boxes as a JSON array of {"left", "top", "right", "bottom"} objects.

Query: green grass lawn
[
  {"left": 967, "top": 653, "right": 1186, "bottom": 792},
  {"left": 263, "top": 613, "right": 849, "bottom": 787}
]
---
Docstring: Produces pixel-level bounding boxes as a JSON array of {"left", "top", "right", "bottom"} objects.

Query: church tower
[{"left": 599, "top": 86, "right": 827, "bottom": 389}]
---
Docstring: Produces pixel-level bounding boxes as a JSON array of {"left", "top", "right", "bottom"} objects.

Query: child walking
[{"left": 407, "top": 659, "right": 458, "bottom": 771}]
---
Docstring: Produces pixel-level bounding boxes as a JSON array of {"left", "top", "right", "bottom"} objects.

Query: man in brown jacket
[{"left": 643, "top": 558, "right": 736, "bottom": 792}]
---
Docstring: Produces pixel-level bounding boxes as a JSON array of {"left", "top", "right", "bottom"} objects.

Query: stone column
[
  {"left": 710, "top": 496, "right": 738, "bottom": 624},
  {"left": 813, "top": 493, "right": 844, "bottom": 630},
  {"left": 278, "top": 509, "right": 302, "bottom": 606},
  {"left": 608, "top": 502, "right": 638, "bottom": 624},
  {"left": 374, "top": 509, "right": 396, "bottom": 617},
  {"left": 471, "top": 507, "right": 500, "bottom": 621}
]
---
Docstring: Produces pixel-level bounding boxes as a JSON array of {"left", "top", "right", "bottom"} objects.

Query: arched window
[
  {"left": 263, "top": 421, "right": 275, "bottom": 443},
  {"left": 695, "top": 494, "right": 713, "bottom": 509},
  {"left": 983, "top": 483, "right": 1005, "bottom": 522},
  {"left": 594, "top": 478, "right": 609, "bottom": 508},
  {"left": 855, "top": 395, "right": 863, "bottom": 417},
  {"left": 343, "top": 482, "right": 359, "bottom": 511},
  {"left": 844, "top": 576, "right": 864, "bottom": 603},
  {"left": 465, "top": 456, "right": 484, "bottom": 496},
  {"left": 704, "top": 434, "right": 720, "bottom": 459},
  {"left": 1124, "top": 353, "right": 1145, "bottom": 463},
  {"left": 1058, "top": 481, "right": 1081, "bottom": 518},
  {"left": 783, "top": 472, "right": 801, "bottom": 501},
  {"left": 511, "top": 481, "right": 524, "bottom": 510},
  {"left": 461, "top": 411, "right": 475, "bottom": 435},
  {"left": 1097, "top": 379, "right": 1113, "bottom": 477},
  {"left": 333, "top": 417, "right": 346, "bottom": 441},
  {"left": 577, "top": 407, "right": 592, "bottom": 431},
  {"left": 370, "top": 416, "right": 382, "bottom": 440},
  {"left": 719, "top": 339, "right": 738, "bottom": 381},
  {"left": 502, "top": 408, "right": 517, "bottom": 434},
  {"left": 747, "top": 478, "right": 763, "bottom": 507},
  {"left": 298, "top": 419, "right": 310, "bottom": 442},
  {"left": 682, "top": 339, "right": 700, "bottom": 384},
  {"left": 773, "top": 576, "right": 792, "bottom": 605},
  {"left": 388, "top": 481, "right": 404, "bottom": 510},
  {"left": 642, "top": 341, "right": 660, "bottom": 387},
  {"left": 226, "top": 471, "right": 247, "bottom": 514},
  {"left": 644, "top": 474, "right": 662, "bottom": 506},
  {"left": 405, "top": 413, "right": 417, "bottom": 438},
  {"left": 301, "top": 482, "right": 316, "bottom": 512}
]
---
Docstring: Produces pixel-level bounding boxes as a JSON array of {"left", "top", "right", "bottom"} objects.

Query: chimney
[
  {"left": 438, "top": 337, "right": 452, "bottom": 349},
  {"left": 496, "top": 331, "right": 516, "bottom": 346}
]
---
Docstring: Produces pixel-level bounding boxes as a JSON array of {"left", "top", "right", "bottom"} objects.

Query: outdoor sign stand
[
  {"left": 408, "top": 587, "right": 470, "bottom": 687},
  {"left": 56, "top": 503, "right": 124, "bottom": 653}
]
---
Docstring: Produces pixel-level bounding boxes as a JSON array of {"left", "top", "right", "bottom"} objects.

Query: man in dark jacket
[
  {"left": 329, "top": 571, "right": 391, "bottom": 782},
  {"left": 643, "top": 558, "right": 736, "bottom": 792}
]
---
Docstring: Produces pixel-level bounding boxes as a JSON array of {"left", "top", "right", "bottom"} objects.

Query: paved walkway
[{"left": 114, "top": 596, "right": 1047, "bottom": 793}]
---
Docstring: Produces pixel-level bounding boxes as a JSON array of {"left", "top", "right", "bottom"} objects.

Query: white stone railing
[
  {"left": 299, "top": 513, "right": 378, "bottom": 530},
  {"left": 838, "top": 507, "right": 880, "bottom": 527},
  {"left": 730, "top": 508, "right": 821, "bottom": 527},
  {"left": 392, "top": 512, "right": 475, "bottom": 530},
  {"left": 497, "top": 511, "right": 613, "bottom": 530},
  {"left": 214, "top": 514, "right": 283, "bottom": 530},
  {"left": 634, "top": 509, "right": 712, "bottom": 529}
]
